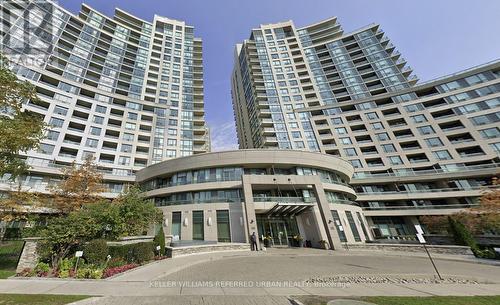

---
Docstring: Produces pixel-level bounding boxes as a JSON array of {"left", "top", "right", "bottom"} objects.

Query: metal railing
[
  {"left": 357, "top": 185, "right": 497, "bottom": 196},
  {"left": 363, "top": 203, "right": 479, "bottom": 211},
  {"left": 253, "top": 196, "right": 316, "bottom": 203}
]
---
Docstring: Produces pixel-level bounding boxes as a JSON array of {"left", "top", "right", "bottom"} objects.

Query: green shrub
[
  {"left": 76, "top": 266, "right": 103, "bottom": 279},
  {"left": 3, "top": 228, "right": 21, "bottom": 240},
  {"left": 134, "top": 242, "right": 154, "bottom": 263},
  {"left": 83, "top": 239, "right": 108, "bottom": 265},
  {"left": 448, "top": 217, "right": 477, "bottom": 248},
  {"left": 153, "top": 226, "right": 166, "bottom": 256},
  {"left": 58, "top": 257, "right": 76, "bottom": 272},
  {"left": 34, "top": 262, "right": 50, "bottom": 276},
  {"left": 473, "top": 247, "right": 497, "bottom": 259},
  {"left": 108, "top": 241, "right": 154, "bottom": 264},
  {"left": 106, "top": 257, "right": 126, "bottom": 268}
]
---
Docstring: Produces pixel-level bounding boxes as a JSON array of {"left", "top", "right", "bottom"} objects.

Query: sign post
[
  {"left": 75, "top": 251, "right": 83, "bottom": 275},
  {"left": 415, "top": 225, "right": 442, "bottom": 280}
]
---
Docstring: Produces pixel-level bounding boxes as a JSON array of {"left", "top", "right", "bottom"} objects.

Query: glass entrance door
[{"left": 256, "top": 216, "right": 299, "bottom": 247}]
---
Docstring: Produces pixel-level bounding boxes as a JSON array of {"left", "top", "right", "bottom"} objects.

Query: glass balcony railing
[
  {"left": 253, "top": 196, "right": 316, "bottom": 203},
  {"left": 363, "top": 203, "right": 479, "bottom": 211}
]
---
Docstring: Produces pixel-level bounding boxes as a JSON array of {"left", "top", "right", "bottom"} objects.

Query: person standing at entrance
[{"left": 250, "top": 232, "right": 258, "bottom": 251}]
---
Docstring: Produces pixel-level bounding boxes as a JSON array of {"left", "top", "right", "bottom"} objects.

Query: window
[
  {"left": 418, "top": 125, "right": 435, "bottom": 135},
  {"left": 345, "top": 211, "right": 361, "bottom": 242},
  {"left": 294, "top": 141, "right": 305, "bottom": 149},
  {"left": 128, "top": 112, "right": 138, "bottom": 120},
  {"left": 54, "top": 106, "right": 68, "bottom": 116},
  {"left": 433, "top": 150, "right": 452, "bottom": 160},
  {"left": 192, "top": 211, "right": 204, "bottom": 240},
  {"left": 49, "top": 117, "right": 64, "bottom": 128},
  {"left": 340, "top": 137, "right": 352, "bottom": 145},
  {"left": 95, "top": 105, "right": 107, "bottom": 113},
  {"left": 331, "top": 118, "right": 343, "bottom": 125},
  {"left": 344, "top": 148, "right": 357, "bottom": 156},
  {"left": 46, "top": 130, "right": 59, "bottom": 141},
  {"left": 125, "top": 123, "right": 136, "bottom": 130},
  {"left": 371, "top": 122, "right": 384, "bottom": 130},
  {"left": 366, "top": 112, "right": 378, "bottom": 120},
  {"left": 38, "top": 143, "right": 54, "bottom": 154},
  {"left": 382, "top": 144, "right": 396, "bottom": 153},
  {"left": 490, "top": 142, "right": 500, "bottom": 153},
  {"left": 350, "top": 159, "right": 362, "bottom": 168},
  {"left": 118, "top": 156, "right": 130, "bottom": 165},
  {"left": 90, "top": 127, "right": 101, "bottom": 136},
  {"left": 166, "top": 150, "right": 176, "bottom": 158},
  {"left": 389, "top": 156, "right": 403, "bottom": 165},
  {"left": 471, "top": 113, "right": 500, "bottom": 126},
  {"left": 171, "top": 212, "right": 181, "bottom": 239},
  {"left": 376, "top": 132, "right": 389, "bottom": 141},
  {"left": 93, "top": 116, "right": 104, "bottom": 124},
  {"left": 291, "top": 131, "right": 301, "bottom": 139},
  {"left": 425, "top": 137, "right": 443, "bottom": 147},
  {"left": 331, "top": 210, "right": 347, "bottom": 242},
  {"left": 335, "top": 127, "right": 347, "bottom": 134},
  {"left": 411, "top": 114, "right": 427, "bottom": 123},
  {"left": 480, "top": 127, "right": 500, "bottom": 139},
  {"left": 86, "top": 138, "right": 98, "bottom": 148},
  {"left": 121, "top": 144, "right": 132, "bottom": 153},
  {"left": 123, "top": 133, "right": 134, "bottom": 141},
  {"left": 216, "top": 210, "right": 231, "bottom": 242}
]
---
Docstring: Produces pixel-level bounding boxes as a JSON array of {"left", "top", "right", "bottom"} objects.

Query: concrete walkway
[{"left": 0, "top": 248, "right": 499, "bottom": 300}]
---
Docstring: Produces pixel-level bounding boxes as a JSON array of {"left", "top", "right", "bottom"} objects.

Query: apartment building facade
[
  {"left": 232, "top": 18, "right": 500, "bottom": 239},
  {"left": 0, "top": 1, "right": 209, "bottom": 197}
]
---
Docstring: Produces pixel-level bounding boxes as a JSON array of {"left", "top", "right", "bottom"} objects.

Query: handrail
[
  {"left": 357, "top": 185, "right": 498, "bottom": 195},
  {"left": 253, "top": 196, "right": 316, "bottom": 203},
  {"left": 353, "top": 163, "right": 500, "bottom": 179},
  {"left": 363, "top": 204, "right": 479, "bottom": 211}
]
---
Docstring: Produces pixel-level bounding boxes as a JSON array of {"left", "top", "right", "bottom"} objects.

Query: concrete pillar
[
  {"left": 241, "top": 175, "right": 259, "bottom": 249},
  {"left": 311, "top": 178, "right": 343, "bottom": 250}
]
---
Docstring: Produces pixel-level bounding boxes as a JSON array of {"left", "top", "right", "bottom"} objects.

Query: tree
[
  {"left": 114, "top": 185, "right": 161, "bottom": 236},
  {"left": 153, "top": 226, "right": 166, "bottom": 256},
  {"left": 49, "top": 156, "right": 104, "bottom": 213},
  {"left": 0, "top": 55, "right": 45, "bottom": 178},
  {"left": 0, "top": 55, "right": 45, "bottom": 227},
  {"left": 38, "top": 210, "right": 100, "bottom": 267}
]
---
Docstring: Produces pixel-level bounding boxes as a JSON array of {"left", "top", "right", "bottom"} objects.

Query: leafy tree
[
  {"left": 0, "top": 55, "right": 45, "bottom": 228},
  {"left": 49, "top": 156, "right": 104, "bottom": 213},
  {"left": 0, "top": 56, "right": 45, "bottom": 179},
  {"left": 37, "top": 210, "right": 100, "bottom": 267},
  {"left": 114, "top": 185, "right": 161, "bottom": 236}
]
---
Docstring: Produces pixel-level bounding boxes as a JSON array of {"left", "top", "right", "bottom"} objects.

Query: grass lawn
[
  {"left": 296, "top": 295, "right": 500, "bottom": 305},
  {"left": 0, "top": 241, "right": 24, "bottom": 279},
  {"left": 363, "top": 296, "right": 500, "bottom": 305},
  {"left": 0, "top": 294, "right": 89, "bottom": 305}
]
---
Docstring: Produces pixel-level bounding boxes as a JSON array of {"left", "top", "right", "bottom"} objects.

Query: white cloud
[{"left": 209, "top": 121, "right": 239, "bottom": 152}]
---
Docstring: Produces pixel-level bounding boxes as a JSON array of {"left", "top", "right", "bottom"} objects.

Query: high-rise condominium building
[
  {"left": 0, "top": 1, "right": 209, "bottom": 197},
  {"left": 232, "top": 17, "right": 500, "bottom": 238}
]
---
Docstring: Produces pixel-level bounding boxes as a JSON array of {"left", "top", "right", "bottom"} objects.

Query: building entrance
[{"left": 256, "top": 215, "right": 300, "bottom": 247}]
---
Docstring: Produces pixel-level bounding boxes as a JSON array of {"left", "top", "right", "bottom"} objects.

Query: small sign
[
  {"left": 338, "top": 225, "right": 344, "bottom": 232},
  {"left": 494, "top": 248, "right": 500, "bottom": 253},
  {"left": 156, "top": 245, "right": 161, "bottom": 251},
  {"left": 75, "top": 251, "right": 83, "bottom": 257}
]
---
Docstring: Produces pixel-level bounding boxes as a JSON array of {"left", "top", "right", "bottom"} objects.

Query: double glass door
[{"left": 257, "top": 216, "right": 299, "bottom": 247}]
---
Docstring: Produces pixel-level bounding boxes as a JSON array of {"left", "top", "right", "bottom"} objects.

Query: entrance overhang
[{"left": 262, "top": 202, "right": 314, "bottom": 217}]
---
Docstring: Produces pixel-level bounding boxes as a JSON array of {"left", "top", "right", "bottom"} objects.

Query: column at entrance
[{"left": 241, "top": 175, "right": 259, "bottom": 249}]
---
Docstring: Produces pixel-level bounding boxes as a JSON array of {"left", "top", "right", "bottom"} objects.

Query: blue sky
[{"left": 59, "top": 0, "right": 500, "bottom": 151}]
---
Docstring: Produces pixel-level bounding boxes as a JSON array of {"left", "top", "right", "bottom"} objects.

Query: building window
[
  {"left": 216, "top": 210, "right": 231, "bottom": 242},
  {"left": 417, "top": 125, "right": 435, "bottom": 135},
  {"left": 192, "top": 211, "right": 204, "bottom": 240},
  {"left": 480, "top": 127, "right": 500, "bottom": 139},
  {"left": 49, "top": 117, "right": 64, "bottom": 128},
  {"left": 38, "top": 143, "right": 55, "bottom": 155},
  {"left": 331, "top": 210, "right": 347, "bottom": 242},
  {"left": 46, "top": 130, "right": 59, "bottom": 141},
  {"left": 425, "top": 137, "right": 443, "bottom": 147},
  {"left": 371, "top": 122, "right": 384, "bottom": 130},
  {"left": 433, "top": 150, "right": 452, "bottom": 160},
  {"left": 411, "top": 114, "right": 427, "bottom": 123},
  {"left": 382, "top": 144, "right": 396, "bottom": 153},
  {"left": 389, "top": 156, "right": 403, "bottom": 165},
  {"left": 345, "top": 211, "right": 361, "bottom": 242},
  {"left": 172, "top": 212, "right": 181, "bottom": 239},
  {"left": 344, "top": 148, "right": 357, "bottom": 156}
]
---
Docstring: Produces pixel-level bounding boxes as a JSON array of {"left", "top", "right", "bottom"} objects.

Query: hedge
[
  {"left": 83, "top": 239, "right": 108, "bottom": 265},
  {"left": 108, "top": 241, "right": 154, "bottom": 264}
]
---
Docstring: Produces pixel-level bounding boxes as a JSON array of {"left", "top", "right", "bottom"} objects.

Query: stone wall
[
  {"left": 348, "top": 243, "right": 474, "bottom": 256},
  {"left": 16, "top": 238, "right": 40, "bottom": 274},
  {"left": 166, "top": 243, "right": 250, "bottom": 258}
]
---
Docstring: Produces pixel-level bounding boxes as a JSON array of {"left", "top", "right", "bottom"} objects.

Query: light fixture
[
  {"left": 207, "top": 217, "right": 212, "bottom": 226},
  {"left": 164, "top": 218, "right": 169, "bottom": 227},
  {"left": 183, "top": 218, "right": 189, "bottom": 227}
]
